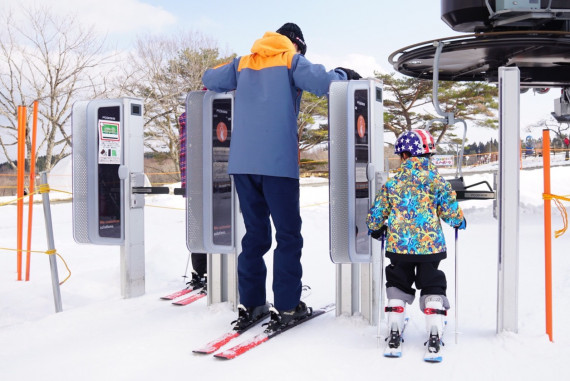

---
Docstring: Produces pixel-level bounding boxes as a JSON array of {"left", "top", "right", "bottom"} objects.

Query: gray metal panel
[
  {"left": 72, "top": 101, "right": 90, "bottom": 243},
  {"left": 336, "top": 263, "right": 360, "bottom": 316},
  {"left": 331, "top": 79, "right": 384, "bottom": 323},
  {"left": 120, "top": 97, "right": 145, "bottom": 298},
  {"left": 369, "top": 80, "right": 385, "bottom": 326},
  {"left": 330, "top": 80, "right": 381, "bottom": 264},
  {"left": 346, "top": 81, "right": 373, "bottom": 263},
  {"left": 73, "top": 98, "right": 126, "bottom": 245},
  {"left": 207, "top": 253, "right": 237, "bottom": 306},
  {"left": 185, "top": 91, "right": 207, "bottom": 252},
  {"left": 202, "top": 91, "right": 235, "bottom": 254},
  {"left": 329, "top": 81, "right": 350, "bottom": 263},
  {"left": 497, "top": 67, "right": 520, "bottom": 333}
]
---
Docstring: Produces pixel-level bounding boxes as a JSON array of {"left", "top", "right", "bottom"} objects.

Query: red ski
[
  {"left": 193, "top": 331, "right": 243, "bottom": 354},
  {"left": 214, "top": 334, "right": 269, "bottom": 359},
  {"left": 213, "top": 303, "right": 335, "bottom": 360},
  {"left": 172, "top": 291, "right": 207, "bottom": 306},
  {"left": 193, "top": 313, "right": 270, "bottom": 354},
  {"left": 160, "top": 288, "right": 193, "bottom": 300},
  {"left": 192, "top": 285, "right": 311, "bottom": 354}
]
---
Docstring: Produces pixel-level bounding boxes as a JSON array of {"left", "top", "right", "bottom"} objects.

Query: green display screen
[{"left": 97, "top": 106, "right": 122, "bottom": 239}]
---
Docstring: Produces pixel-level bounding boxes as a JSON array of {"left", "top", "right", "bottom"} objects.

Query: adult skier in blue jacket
[{"left": 203, "top": 23, "right": 360, "bottom": 331}]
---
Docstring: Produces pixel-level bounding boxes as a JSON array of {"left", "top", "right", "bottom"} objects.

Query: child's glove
[
  {"left": 456, "top": 218, "right": 467, "bottom": 230},
  {"left": 370, "top": 225, "right": 387, "bottom": 240}
]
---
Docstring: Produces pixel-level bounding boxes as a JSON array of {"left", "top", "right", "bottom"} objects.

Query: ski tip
[
  {"left": 213, "top": 352, "right": 234, "bottom": 360},
  {"left": 424, "top": 356, "right": 443, "bottom": 363},
  {"left": 160, "top": 288, "right": 193, "bottom": 300},
  {"left": 383, "top": 352, "right": 402, "bottom": 358},
  {"left": 192, "top": 348, "right": 214, "bottom": 355},
  {"left": 317, "top": 303, "right": 336, "bottom": 312}
]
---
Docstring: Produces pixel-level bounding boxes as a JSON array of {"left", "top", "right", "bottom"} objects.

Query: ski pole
[
  {"left": 377, "top": 228, "right": 386, "bottom": 347},
  {"left": 182, "top": 251, "right": 191, "bottom": 285},
  {"left": 455, "top": 227, "right": 459, "bottom": 344}
]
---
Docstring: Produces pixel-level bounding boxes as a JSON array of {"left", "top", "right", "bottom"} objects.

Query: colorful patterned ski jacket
[
  {"left": 367, "top": 156, "right": 463, "bottom": 260},
  {"left": 202, "top": 32, "right": 346, "bottom": 179}
]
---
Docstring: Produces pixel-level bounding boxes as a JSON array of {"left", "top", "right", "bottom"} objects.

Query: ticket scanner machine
[{"left": 329, "top": 79, "right": 385, "bottom": 324}]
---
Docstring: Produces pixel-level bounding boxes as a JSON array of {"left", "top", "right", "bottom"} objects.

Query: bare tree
[
  {"left": 117, "top": 32, "right": 234, "bottom": 179},
  {"left": 298, "top": 93, "right": 329, "bottom": 153},
  {"left": 0, "top": 6, "right": 114, "bottom": 171},
  {"left": 527, "top": 117, "right": 570, "bottom": 160}
]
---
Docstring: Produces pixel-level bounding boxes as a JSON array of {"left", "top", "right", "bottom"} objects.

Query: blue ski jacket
[
  {"left": 202, "top": 31, "right": 346, "bottom": 179},
  {"left": 367, "top": 156, "right": 464, "bottom": 258}
]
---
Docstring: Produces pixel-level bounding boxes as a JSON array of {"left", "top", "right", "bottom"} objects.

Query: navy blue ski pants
[{"left": 233, "top": 174, "right": 303, "bottom": 311}]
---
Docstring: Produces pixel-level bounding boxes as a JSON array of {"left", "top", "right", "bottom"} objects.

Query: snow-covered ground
[{"left": 1, "top": 157, "right": 569, "bottom": 380}]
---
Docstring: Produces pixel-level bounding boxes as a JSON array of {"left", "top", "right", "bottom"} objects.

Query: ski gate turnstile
[
  {"left": 70, "top": 81, "right": 388, "bottom": 315},
  {"left": 185, "top": 90, "right": 240, "bottom": 309},
  {"left": 329, "top": 79, "right": 385, "bottom": 324},
  {"left": 71, "top": 93, "right": 241, "bottom": 304},
  {"left": 72, "top": 98, "right": 146, "bottom": 298},
  {"left": 186, "top": 80, "right": 387, "bottom": 316}
]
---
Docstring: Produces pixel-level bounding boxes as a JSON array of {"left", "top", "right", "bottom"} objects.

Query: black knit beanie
[{"left": 276, "top": 23, "right": 307, "bottom": 55}]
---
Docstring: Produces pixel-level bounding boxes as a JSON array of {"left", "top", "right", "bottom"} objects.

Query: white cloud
[{"left": 1, "top": 0, "right": 176, "bottom": 35}]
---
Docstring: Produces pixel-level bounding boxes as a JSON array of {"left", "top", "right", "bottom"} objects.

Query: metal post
[
  {"left": 376, "top": 231, "right": 386, "bottom": 346},
  {"left": 207, "top": 244, "right": 238, "bottom": 309},
  {"left": 336, "top": 263, "right": 360, "bottom": 316},
  {"left": 119, "top": 99, "right": 146, "bottom": 299},
  {"left": 496, "top": 66, "right": 520, "bottom": 333},
  {"left": 361, "top": 262, "right": 373, "bottom": 322},
  {"left": 206, "top": 193, "right": 240, "bottom": 310},
  {"left": 40, "top": 172, "right": 62, "bottom": 313},
  {"left": 455, "top": 228, "right": 459, "bottom": 344}
]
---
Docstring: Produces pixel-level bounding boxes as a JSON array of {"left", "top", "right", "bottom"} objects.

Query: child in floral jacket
[{"left": 367, "top": 129, "right": 465, "bottom": 353}]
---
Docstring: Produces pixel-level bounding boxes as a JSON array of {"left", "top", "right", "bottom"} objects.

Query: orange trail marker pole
[
  {"left": 542, "top": 129, "right": 553, "bottom": 342},
  {"left": 25, "top": 101, "right": 39, "bottom": 281},
  {"left": 17, "top": 106, "right": 27, "bottom": 281}
]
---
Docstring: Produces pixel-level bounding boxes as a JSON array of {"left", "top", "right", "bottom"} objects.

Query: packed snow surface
[{"left": 1, "top": 157, "right": 569, "bottom": 380}]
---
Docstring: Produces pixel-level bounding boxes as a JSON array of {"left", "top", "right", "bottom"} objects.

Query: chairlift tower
[{"left": 388, "top": 0, "right": 570, "bottom": 333}]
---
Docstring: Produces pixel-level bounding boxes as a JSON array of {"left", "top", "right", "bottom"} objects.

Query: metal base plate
[{"left": 389, "top": 31, "right": 570, "bottom": 87}]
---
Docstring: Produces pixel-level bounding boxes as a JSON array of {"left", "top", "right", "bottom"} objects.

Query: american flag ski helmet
[{"left": 394, "top": 129, "right": 436, "bottom": 156}]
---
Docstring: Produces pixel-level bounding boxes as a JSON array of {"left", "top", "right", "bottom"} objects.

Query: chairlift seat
[{"left": 447, "top": 177, "right": 496, "bottom": 201}]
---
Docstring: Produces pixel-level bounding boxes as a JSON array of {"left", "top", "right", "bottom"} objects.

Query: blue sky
[{"left": 3, "top": 0, "right": 562, "bottom": 141}]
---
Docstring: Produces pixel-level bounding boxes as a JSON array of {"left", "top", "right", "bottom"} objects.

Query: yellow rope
[
  {"left": 37, "top": 183, "right": 50, "bottom": 193},
  {"left": 0, "top": 184, "right": 72, "bottom": 207},
  {"left": 543, "top": 193, "right": 569, "bottom": 238},
  {"left": 0, "top": 198, "right": 19, "bottom": 207},
  {"left": 36, "top": 184, "right": 72, "bottom": 195},
  {"left": 0, "top": 247, "right": 71, "bottom": 285}
]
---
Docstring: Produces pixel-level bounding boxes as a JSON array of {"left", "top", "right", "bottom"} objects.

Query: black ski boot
[
  {"left": 264, "top": 301, "right": 312, "bottom": 333},
  {"left": 186, "top": 271, "right": 206, "bottom": 290},
  {"left": 231, "top": 303, "right": 270, "bottom": 331}
]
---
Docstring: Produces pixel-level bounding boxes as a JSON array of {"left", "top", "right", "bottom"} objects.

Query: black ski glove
[
  {"left": 370, "top": 225, "right": 387, "bottom": 240},
  {"left": 336, "top": 67, "right": 362, "bottom": 80}
]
